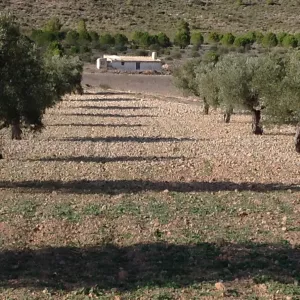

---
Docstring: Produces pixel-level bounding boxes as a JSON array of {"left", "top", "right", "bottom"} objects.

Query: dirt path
[{"left": 82, "top": 72, "right": 184, "bottom": 98}]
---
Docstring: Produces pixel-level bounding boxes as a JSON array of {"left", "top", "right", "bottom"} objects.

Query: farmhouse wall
[
  {"left": 140, "top": 62, "right": 162, "bottom": 71},
  {"left": 111, "top": 61, "right": 162, "bottom": 72},
  {"left": 111, "top": 61, "right": 137, "bottom": 71}
]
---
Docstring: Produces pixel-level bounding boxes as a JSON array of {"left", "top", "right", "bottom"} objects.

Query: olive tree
[
  {"left": 213, "top": 54, "right": 264, "bottom": 133},
  {"left": 44, "top": 54, "right": 83, "bottom": 97},
  {"left": 255, "top": 52, "right": 300, "bottom": 152},
  {"left": 204, "top": 52, "right": 300, "bottom": 151},
  {"left": 195, "top": 62, "right": 221, "bottom": 116},
  {"left": 173, "top": 59, "right": 210, "bottom": 114},
  {"left": 0, "top": 15, "right": 83, "bottom": 157},
  {"left": 174, "top": 50, "right": 300, "bottom": 152},
  {"left": 195, "top": 62, "right": 235, "bottom": 123}
]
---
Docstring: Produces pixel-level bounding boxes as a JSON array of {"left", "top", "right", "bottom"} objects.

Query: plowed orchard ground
[{"left": 1, "top": 89, "right": 300, "bottom": 299}]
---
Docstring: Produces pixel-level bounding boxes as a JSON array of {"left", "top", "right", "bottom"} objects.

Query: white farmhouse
[{"left": 96, "top": 52, "right": 162, "bottom": 72}]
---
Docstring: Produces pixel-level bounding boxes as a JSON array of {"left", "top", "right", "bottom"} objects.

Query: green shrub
[
  {"left": 243, "top": 31, "right": 257, "bottom": 44},
  {"left": 31, "top": 29, "right": 58, "bottom": 46},
  {"left": 191, "top": 32, "right": 204, "bottom": 48},
  {"left": 47, "top": 41, "right": 64, "bottom": 56},
  {"left": 114, "top": 33, "right": 128, "bottom": 46},
  {"left": 282, "top": 34, "right": 298, "bottom": 48},
  {"left": 156, "top": 32, "right": 171, "bottom": 48},
  {"left": 69, "top": 45, "right": 80, "bottom": 54},
  {"left": 99, "top": 33, "right": 115, "bottom": 46},
  {"left": 262, "top": 32, "right": 278, "bottom": 47},
  {"left": 76, "top": 20, "right": 91, "bottom": 42},
  {"left": 89, "top": 31, "right": 99, "bottom": 41},
  {"left": 65, "top": 30, "right": 79, "bottom": 45},
  {"left": 43, "top": 17, "right": 62, "bottom": 33},
  {"left": 132, "top": 31, "right": 155, "bottom": 48},
  {"left": 277, "top": 32, "right": 288, "bottom": 46},
  {"left": 220, "top": 33, "right": 235, "bottom": 46},
  {"left": 254, "top": 31, "right": 264, "bottom": 44},
  {"left": 79, "top": 45, "right": 91, "bottom": 54},
  {"left": 233, "top": 36, "right": 251, "bottom": 47},
  {"left": 294, "top": 33, "right": 300, "bottom": 46},
  {"left": 174, "top": 21, "right": 191, "bottom": 48},
  {"left": 207, "top": 31, "right": 221, "bottom": 43},
  {"left": 114, "top": 44, "right": 127, "bottom": 52}
]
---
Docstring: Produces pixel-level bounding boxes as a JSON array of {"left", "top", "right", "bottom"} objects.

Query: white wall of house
[
  {"left": 140, "top": 62, "right": 162, "bottom": 71},
  {"left": 111, "top": 61, "right": 137, "bottom": 71},
  {"left": 111, "top": 61, "right": 162, "bottom": 72}
]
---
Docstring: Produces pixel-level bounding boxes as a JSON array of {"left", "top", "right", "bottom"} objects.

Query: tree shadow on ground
[
  {"left": 67, "top": 98, "right": 138, "bottom": 102},
  {"left": 264, "top": 132, "right": 295, "bottom": 137},
  {"left": 74, "top": 106, "right": 154, "bottom": 110},
  {"left": 58, "top": 136, "right": 195, "bottom": 143},
  {"left": 0, "top": 242, "right": 299, "bottom": 292},
  {"left": 48, "top": 123, "right": 145, "bottom": 128},
  {"left": 60, "top": 113, "right": 156, "bottom": 118},
  {"left": 83, "top": 92, "right": 134, "bottom": 96},
  {"left": 0, "top": 180, "right": 299, "bottom": 194},
  {"left": 32, "top": 155, "right": 184, "bottom": 163}
]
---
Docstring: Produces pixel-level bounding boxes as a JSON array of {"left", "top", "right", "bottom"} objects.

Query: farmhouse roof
[{"left": 103, "top": 55, "right": 161, "bottom": 62}]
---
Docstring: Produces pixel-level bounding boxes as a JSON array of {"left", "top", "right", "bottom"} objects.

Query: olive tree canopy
[{"left": 0, "top": 15, "right": 83, "bottom": 155}]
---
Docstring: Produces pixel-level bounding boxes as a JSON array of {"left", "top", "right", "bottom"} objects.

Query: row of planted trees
[
  {"left": 30, "top": 17, "right": 300, "bottom": 62},
  {"left": 173, "top": 51, "right": 300, "bottom": 152},
  {"left": 0, "top": 15, "right": 83, "bottom": 158},
  {"left": 206, "top": 31, "right": 300, "bottom": 49},
  {"left": 30, "top": 17, "right": 173, "bottom": 60}
]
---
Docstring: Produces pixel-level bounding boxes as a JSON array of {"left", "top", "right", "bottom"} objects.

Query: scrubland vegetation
[{"left": 2, "top": 0, "right": 300, "bottom": 34}]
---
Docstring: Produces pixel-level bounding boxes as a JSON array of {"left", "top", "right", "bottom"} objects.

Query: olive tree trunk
[
  {"left": 0, "top": 120, "right": 23, "bottom": 158},
  {"left": 295, "top": 124, "right": 300, "bottom": 153},
  {"left": 0, "top": 122, "right": 9, "bottom": 159},
  {"left": 11, "top": 119, "right": 22, "bottom": 140},
  {"left": 251, "top": 108, "right": 263, "bottom": 135},
  {"left": 203, "top": 102, "right": 209, "bottom": 115},
  {"left": 203, "top": 98, "right": 209, "bottom": 115},
  {"left": 223, "top": 106, "right": 233, "bottom": 123}
]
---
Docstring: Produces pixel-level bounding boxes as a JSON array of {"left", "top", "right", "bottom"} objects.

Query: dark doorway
[{"left": 136, "top": 62, "right": 141, "bottom": 70}]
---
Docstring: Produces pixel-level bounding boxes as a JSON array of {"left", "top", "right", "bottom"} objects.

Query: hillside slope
[{"left": 2, "top": 0, "right": 300, "bottom": 35}]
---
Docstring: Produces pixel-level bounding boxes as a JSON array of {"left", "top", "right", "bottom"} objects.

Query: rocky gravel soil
[
  {"left": 1, "top": 89, "right": 300, "bottom": 299},
  {"left": 0, "top": 89, "right": 299, "bottom": 191}
]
